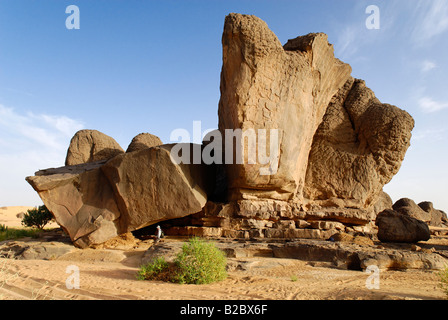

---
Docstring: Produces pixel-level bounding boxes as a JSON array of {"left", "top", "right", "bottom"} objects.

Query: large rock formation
[
  {"left": 26, "top": 161, "right": 122, "bottom": 248},
  {"left": 101, "top": 144, "right": 214, "bottom": 231},
  {"left": 216, "top": 13, "right": 413, "bottom": 227},
  {"left": 65, "top": 129, "right": 124, "bottom": 166},
  {"left": 26, "top": 13, "right": 417, "bottom": 247},
  {"left": 218, "top": 13, "right": 352, "bottom": 201},
  {"left": 27, "top": 144, "right": 214, "bottom": 248}
]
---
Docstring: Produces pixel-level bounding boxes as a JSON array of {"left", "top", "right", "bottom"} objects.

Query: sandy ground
[{"left": 0, "top": 206, "right": 446, "bottom": 300}]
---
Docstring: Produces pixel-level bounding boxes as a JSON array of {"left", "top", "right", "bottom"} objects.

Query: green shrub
[
  {"left": 173, "top": 237, "right": 227, "bottom": 284},
  {"left": 137, "top": 257, "right": 171, "bottom": 281},
  {"left": 21, "top": 205, "right": 53, "bottom": 230},
  {"left": 439, "top": 265, "right": 448, "bottom": 298},
  {"left": 137, "top": 237, "right": 228, "bottom": 285}
]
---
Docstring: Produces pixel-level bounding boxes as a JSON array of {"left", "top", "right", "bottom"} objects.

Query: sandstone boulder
[
  {"left": 392, "top": 198, "right": 432, "bottom": 224},
  {"left": 26, "top": 161, "right": 123, "bottom": 248},
  {"left": 126, "top": 132, "right": 163, "bottom": 153},
  {"left": 371, "top": 191, "right": 393, "bottom": 216},
  {"left": 375, "top": 209, "right": 430, "bottom": 243},
  {"left": 27, "top": 143, "right": 215, "bottom": 247},
  {"left": 418, "top": 201, "right": 448, "bottom": 227},
  {"left": 65, "top": 129, "right": 124, "bottom": 166},
  {"left": 304, "top": 78, "right": 414, "bottom": 210},
  {"left": 101, "top": 143, "right": 214, "bottom": 231},
  {"left": 218, "top": 13, "right": 352, "bottom": 201}
]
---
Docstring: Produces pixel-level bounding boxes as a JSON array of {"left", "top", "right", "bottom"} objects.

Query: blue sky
[{"left": 0, "top": 0, "right": 447, "bottom": 211}]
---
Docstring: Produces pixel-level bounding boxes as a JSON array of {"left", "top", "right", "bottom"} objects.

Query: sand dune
[{"left": 0, "top": 206, "right": 59, "bottom": 229}]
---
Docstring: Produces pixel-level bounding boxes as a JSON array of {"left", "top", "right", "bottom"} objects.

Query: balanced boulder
[
  {"left": 101, "top": 144, "right": 214, "bottom": 231},
  {"left": 26, "top": 161, "right": 122, "bottom": 248},
  {"left": 126, "top": 132, "right": 163, "bottom": 153},
  {"left": 65, "top": 129, "right": 124, "bottom": 166},
  {"left": 26, "top": 143, "right": 215, "bottom": 247}
]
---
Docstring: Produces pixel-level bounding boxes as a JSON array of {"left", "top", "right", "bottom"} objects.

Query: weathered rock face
[
  {"left": 304, "top": 78, "right": 414, "bottom": 210},
  {"left": 101, "top": 144, "right": 214, "bottom": 231},
  {"left": 375, "top": 209, "right": 430, "bottom": 243},
  {"left": 418, "top": 201, "right": 448, "bottom": 227},
  {"left": 26, "top": 161, "right": 122, "bottom": 248},
  {"left": 27, "top": 143, "right": 215, "bottom": 247},
  {"left": 65, "top": 129, "right": 124, "bottom": 166},
  {"left": 126, "top": 133, "right": 163, "bottom": 153},
  {"left": 218, "top": 13, "right": 352, "bottom": 201}
]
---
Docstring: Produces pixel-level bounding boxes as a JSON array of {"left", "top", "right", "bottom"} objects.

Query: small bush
[
  {"left": 439, "top": 265, "right": 448, "bottom": 298},
  {"left": 137, "top": 237, "right": 228, "bottom": 285},
  {"left": 21, "top": 205, "right": 53, "bottom": 230},
  {"left": 173, "top": 237, "right": 228, "bottom": 284},
  {"left": 137, "top": 257, "right": 171, "bottom": 281}
]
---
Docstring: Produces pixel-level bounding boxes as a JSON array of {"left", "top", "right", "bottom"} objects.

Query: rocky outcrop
[
  {"left": 304, "top": 78, "right": 414, "bottom": 210},
  {"left": 418, "top": 201, "right": 448, "bottom": 227},
  {"left": 65, "top": 129, "right": 124, "bottom": 166},
  {"left": 218, "top": 13, "right": 352, "bottom": 201},
  {"left": 26, "top": 13, "right": 418, "bottom": 247},
  {"left": 375, "top": 209, "right": 430, "bottom": 243},
  {"left": 141, "top": 238, "right": 448, "bottom": 272},
  {"left": 26, "top": 161, "right": 123, "bottom": 248},
  {"left": 126, "top": 133, "right": 163, "bottom": 153},
  {"left": 27, "top": 143, "right": 215, "bottom": 248},
  {"left": 217, "top": 13, "right": 413, "bottom": 228}
]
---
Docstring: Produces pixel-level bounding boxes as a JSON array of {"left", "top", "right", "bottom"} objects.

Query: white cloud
[
  {"left": 418, "top": 97, "right": 448, "bottom": 113},
  {"left": 412, "top": 128, "right": 446, "bottom": 141},
  {"left": 412, "top": 0, "right": 448, "bottom": 44},
  {"left": 0, "top": 105, "right": 84, "bottom": 205},
  {"left": 335, "top": 26, "right": 359, "bottom": 60},
  {"left": 421, "top": 60, "right": 436, "bottom": 73}
]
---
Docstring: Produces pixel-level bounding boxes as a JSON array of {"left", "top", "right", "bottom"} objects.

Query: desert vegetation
[
  {"left": 21, "top": 205, "right": 53, "bottom": 230},
  {"left": 138, "top": 237, "right": 227, "bottom": 284}
]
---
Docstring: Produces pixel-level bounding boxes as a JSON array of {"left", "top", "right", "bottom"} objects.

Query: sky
[{"left": 0, "top": 0, "right": 447, "bottom": 211}]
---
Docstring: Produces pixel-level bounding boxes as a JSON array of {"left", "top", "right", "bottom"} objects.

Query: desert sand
[
  {"left": 0, "top": 206, "right": 446, "bottom": 301},
  {"left": 0, "top": 206, "right": 59, "bottom": 229}
]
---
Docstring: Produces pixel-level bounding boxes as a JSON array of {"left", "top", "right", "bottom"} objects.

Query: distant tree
[{"left": 21, "top": 205, "right": 54, "bottom": 230}]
